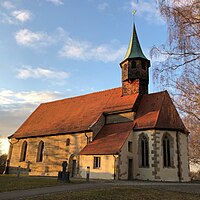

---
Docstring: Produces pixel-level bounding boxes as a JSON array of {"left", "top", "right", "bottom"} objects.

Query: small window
[
  {"left": 141, "top": 62, "right": 146, "bottom": 70},
  {"left": 131, "top": 61, "right": 136, "bottom": 69},
  {"left": 128, "top": 141, "right": 132, "bottom": 152},
  {"left": 66, "top": 138, "right": 70, "bottom": 146},
  {"left": 36, "top": 141, "right": 44, "bottom": 162},
  {"left": 93, "top": 157, "right": 101, "bottom": 169},
  {"left": 20, "top": 141, "right": 27, "bottom": 162}
]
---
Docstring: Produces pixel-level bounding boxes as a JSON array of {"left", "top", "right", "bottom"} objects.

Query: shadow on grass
[
  {"left": 0, "top": 175, "right": 84, "bottom": 192},
  {"left": 25, "top": 186, "right": 200, "bottom": 200}
]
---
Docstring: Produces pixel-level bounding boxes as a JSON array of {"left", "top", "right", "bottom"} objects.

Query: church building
[{"left": 7, "top": 24, "right": 190, "bottom": 182}]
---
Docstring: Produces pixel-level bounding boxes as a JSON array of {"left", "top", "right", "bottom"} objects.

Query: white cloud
[
  {"left": 59, "top": 37, "right": 126, "bottom": 62},
  {"left": 130, "top": 0, "right": 165, "bottom": 25},
  {"left": 0, "top": 89, "right": 63, "bottom": 107},
  {"left": 0, "top": 13, "right": 15, "bottom": 24},
  {"left": 0, "top": 9, "right": 32, "bottom": 25},
  {"left": 17, "top": 66, "right": 70, "bottom": 80},
  {"left": 15, "top": 29, "right": 53, "bottom": 48},
  {"left": 12, "top": 10, "right": 31, "bottom": 22},
  {"left": 97, "top": 2, "right": 109, "bottom": 11},
  {"left": 46, "top": 0, "right": 64, "bottom": 6},
  {"left": 0, "top": 138, "right": 9, "bottom": 154},
  {"left": 0, "top": 89, "right": 65, "bottom": 137},
  {"left": 1, "top": 1, "right": 15, "bottom": 10},
  {"left": 14, "top": 27, "right": 125, "bottom": 62}
]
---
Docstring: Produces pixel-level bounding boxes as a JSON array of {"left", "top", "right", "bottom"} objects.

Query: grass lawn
[
  {"left": 0, "top": 175, "right": 76, "bottom": 192},
  {"left": 25, "top": 186, "right": 200, "bottom": 200},
  {"left": 1, "top": 176, "right": 200, "bottom": 200}
]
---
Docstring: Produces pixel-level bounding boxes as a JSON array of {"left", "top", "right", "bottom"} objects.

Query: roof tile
[
  {"left": 10, "top": 88, "right": 138, "bottom": 139},
  {"left": 79, "top": 122, "right": 133, "bottom": 155}
]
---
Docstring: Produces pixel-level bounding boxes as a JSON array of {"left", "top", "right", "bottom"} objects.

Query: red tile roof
[
  {"left": 10, "top": 88, "right": 138, "bottom": 139},
  {"left": 133, "top": 91, "right": 188, "bottom": 133},
  {"left": 79, "top": 122, "right": 133, "bottom": 155},
  {"left": 9, "top": 88, "right": 187, "bottom": 141},
  {"left": 79, "top": 91, "right": 187, "bottom": 155}
]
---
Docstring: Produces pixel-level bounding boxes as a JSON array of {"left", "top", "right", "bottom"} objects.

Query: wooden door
[{"left": 128, "top": 159, "right": 133, "bottom": 180}]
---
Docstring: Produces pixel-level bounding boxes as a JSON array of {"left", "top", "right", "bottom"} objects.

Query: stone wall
[
  {"left": 8, "top": 128, "right": 190, "bottom": 181},
  {"left": 9, "top": 132, "right": 90, "bottom": 176},
  {"left": 118, "top": 131, "right": 134, "bottom": 180}
]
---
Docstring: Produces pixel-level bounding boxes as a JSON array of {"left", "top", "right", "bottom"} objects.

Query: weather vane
[{"left": 132, "top": 0, "right": 139, "bottom": 23}]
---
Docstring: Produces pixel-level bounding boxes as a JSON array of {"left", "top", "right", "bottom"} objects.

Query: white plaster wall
[
  {"left": 118, "top": 131, "right": 134, "bottom": 180},
  {"left": 155, "top": 130, "right": 179, "bottom": 182},
  {"left": 133, "top": 130, "right": 190, "bottom": 182},
  {"left": 179, "top": 132, "right": 190, "bottom": 181},
  {"left": 133, "top": 130, "right": 155, "bottom": 181},
  {"left": 79, "top": 155, "right": 115, "bottom": 179}
]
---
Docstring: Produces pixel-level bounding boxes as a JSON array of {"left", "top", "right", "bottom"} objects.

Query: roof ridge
[
  {"left": 42, "top": 87, "right": 122, "bottom": 105},
  {"left": 148, "top": 90, "right": 167, "bottom": 96}
]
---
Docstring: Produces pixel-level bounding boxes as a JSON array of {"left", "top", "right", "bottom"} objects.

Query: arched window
[
  {"left": 141, "top": 61, "right": 146, "bottom": 70},
  {"left": 66, "top": 138, "right": 70, "bottom": 146},
  {"left": 36, "top": 141, "right": 44, "bottom": 162},
  {"left": 139, "top": 134, "right": 149, "bottom": 167},
  {"left": 163, "top": 135, "right": 173, "bottom": 167},
  {"left": 131, "top": 60, "right": 136, "bottom": 69},
  {"left": 20, "top": 141, "right": 27, "bottom": 162}
]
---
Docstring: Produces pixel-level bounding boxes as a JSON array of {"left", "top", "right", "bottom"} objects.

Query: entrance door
[
  {"left": 72, "top": 160, "right": 76, "bottom": 177},
  {"left": 128, "top": 159, "right": 133, "bottom": 180}
]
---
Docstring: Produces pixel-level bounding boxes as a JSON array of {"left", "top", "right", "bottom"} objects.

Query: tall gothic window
[
  {"left": 20, "top": 141, "right": 27, "bottom": 162},
  {"left": 139, "top": 134, "right": 149, "bottom": 167},
  {"left": 163, "top": 135, "right": 172, "bottom": 167},
  {"left": 36, "top": 141, "right": 44, "bottom": 162}
]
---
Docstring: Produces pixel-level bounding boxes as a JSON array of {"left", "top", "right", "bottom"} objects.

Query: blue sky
[{"left": 0, "top": 0, "right": 167, "bottom": 146}]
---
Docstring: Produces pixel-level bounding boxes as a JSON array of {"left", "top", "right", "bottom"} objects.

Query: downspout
[
  {"left": 84, "top": 131, "right": 89, "bottom": 144},
  {"left": 176, "top": 131, "right": 181, "bottom": 182},
  {"left": 113, "top": 155, "right": 118, "bottom": 180}
]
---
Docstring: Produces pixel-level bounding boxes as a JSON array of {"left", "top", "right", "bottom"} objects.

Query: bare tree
[
  {"left": 151, "top": 0, "right": 200, "bottom": 165},
  {"left": 151, "top": 0, "right": 200, "bottom": 71}
]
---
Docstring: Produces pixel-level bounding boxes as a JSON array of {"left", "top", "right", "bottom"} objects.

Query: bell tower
[{"left": 120, "top": 25, "right": 150, "bottom": 96}]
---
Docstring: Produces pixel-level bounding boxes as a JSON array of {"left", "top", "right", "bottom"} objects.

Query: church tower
[{"left": 120, "top": 25, "right": 150, "bottom": 96}]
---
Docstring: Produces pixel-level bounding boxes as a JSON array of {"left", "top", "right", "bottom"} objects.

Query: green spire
[{"left": 122, "top": 24, "right": 148, "bottom": 62}]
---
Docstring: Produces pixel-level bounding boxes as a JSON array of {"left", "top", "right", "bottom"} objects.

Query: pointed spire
[{"left": 121, "top": 24, "right": 148, "bottom": 63}]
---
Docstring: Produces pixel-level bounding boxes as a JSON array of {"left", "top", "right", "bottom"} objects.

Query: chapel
[{"left": 6, "top": 24, "right": 190, "bottom": 182}]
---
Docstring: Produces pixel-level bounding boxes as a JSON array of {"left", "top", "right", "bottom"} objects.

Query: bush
[{"left": 0, "top": 154, "right": 7, "bottom": 174}]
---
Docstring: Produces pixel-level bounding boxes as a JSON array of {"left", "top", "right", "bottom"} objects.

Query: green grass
[
  {"left": 0, "top": 175, "right": 82, "bottom": 192},
  {"left": 1, "top": 176, "right": 200, "bottom": 200},
  {"left": 25, "top": 186, "right": 200, "bottom": 200}
]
